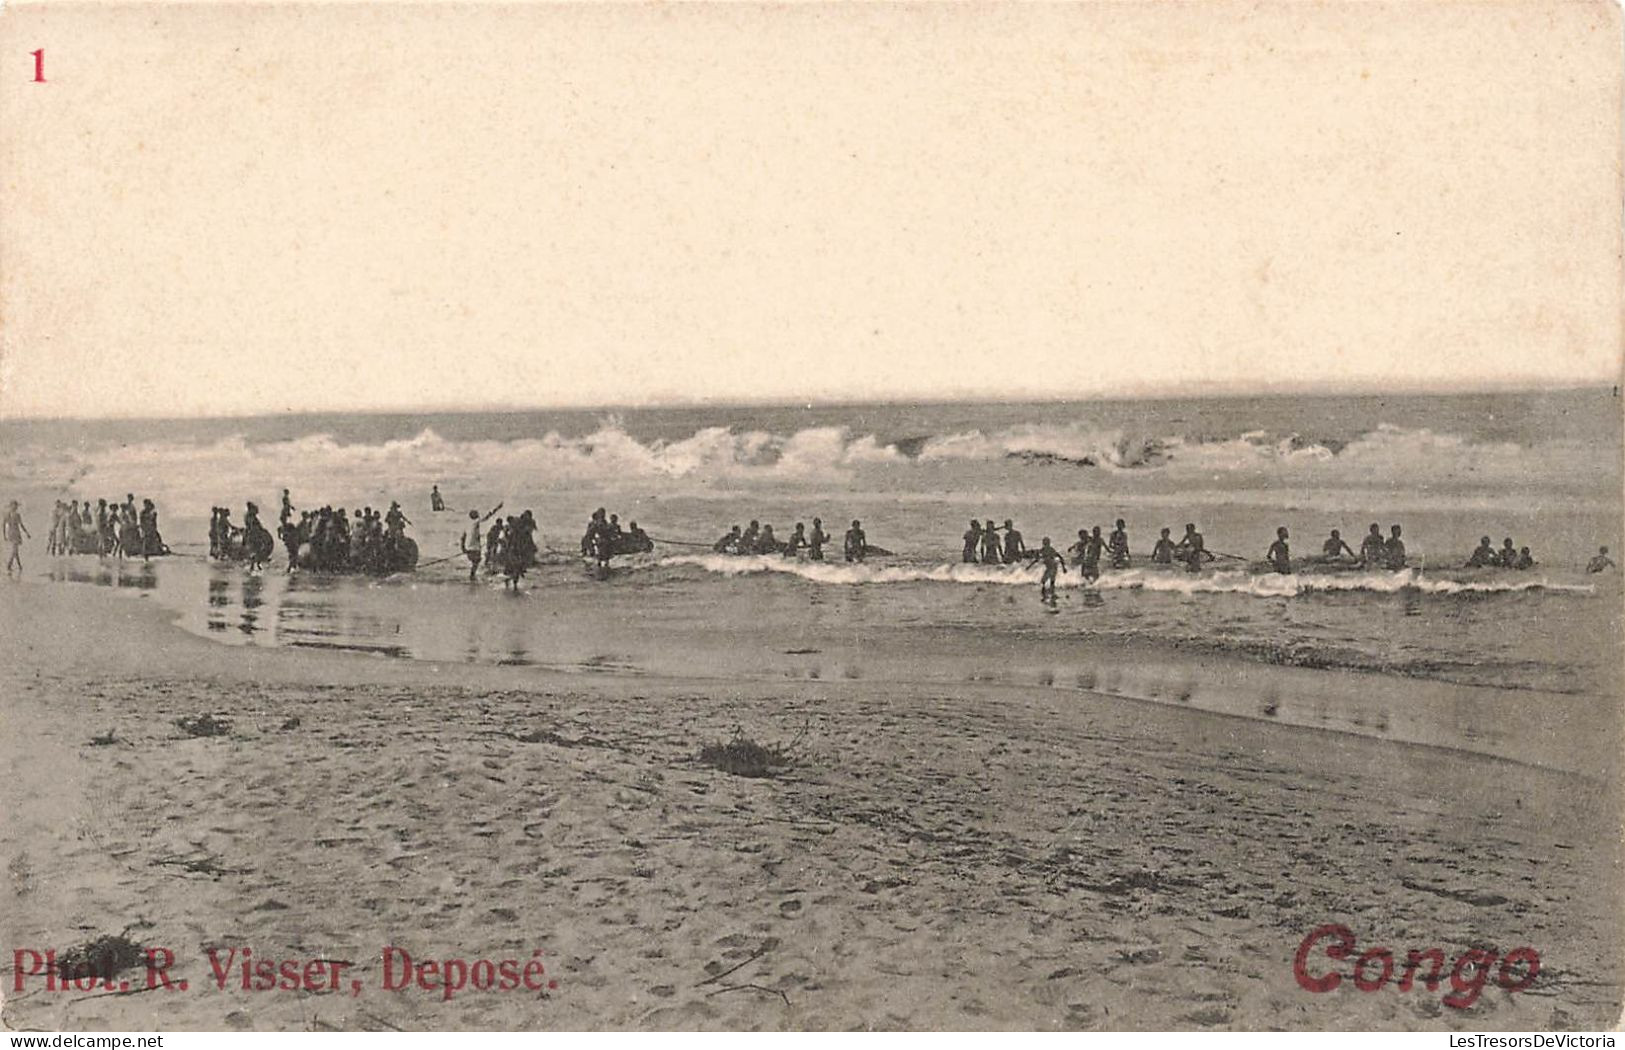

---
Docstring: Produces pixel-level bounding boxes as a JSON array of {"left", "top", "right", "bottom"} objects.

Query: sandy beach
[{"left": 2, "top": 579, "right": 1619, "bottom": 1031}]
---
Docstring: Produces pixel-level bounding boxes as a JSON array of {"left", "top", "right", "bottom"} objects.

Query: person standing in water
[
  {"left": 1498, "top": 538, "right": 1519, "bottom": 568},
  {"left": 1001, "top": 520, "right": 1026, "bottom": 564},
  {"left": 461, "top": 502, "right": 503, "bottom": 582},
  {"left": 713, "top": 525, "right": 742, "bottom": 554},
  {"left": 1151, "top": 527, "right": 1177, "bottom": 565},
  {"left": 431, "top": 485, "right": 445, "bottom": 512},
  {"left": 980, "top": 520, "right": 1002, "bottom": 565},
  {"left": 962, "top": 520, "right": 981, "bottom": 563},
  {"left": 844, "top": 520, "right": 867, "bottom": 563},
  {"left": 4, "top": 501, "right": 29, "bottom": 576},
  {"left": 1175, "top": 523, "right": 1214, "bottom": 572},
  {"left": 1265, "top": 527, "right": 1292, "bottom": 574},
  {"left": 1465, "top": 536, "right": 1498, "bottom": 568},
  {"left": 1359, "top": 523, "right": 1385, "bottom": 566},
  {"left": 1383, "top": 524, "right": 1407, "bottom": 570},
  {"left": 1322, "top": 529, "right": 1356, "bottom": 561},
  {"left": 1035, "top": 537, "right": 1066, "bottom": 596},
  {"left": 1107, "top": 519, "right": 1130, "bottom": 569},
  {"left": 808, "top": 518, "right": 830, "bottom": 561},
  {"left": 1587, "top": 546, "right": 1615, "bottom": 573},
  {"left": 783, "top": 523, "right": 807, "bottom": 558}
]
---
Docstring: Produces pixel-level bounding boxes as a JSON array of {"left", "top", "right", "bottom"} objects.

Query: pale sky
[{"left": 1, "top": 1, "right": 1620, "bottom": 419}]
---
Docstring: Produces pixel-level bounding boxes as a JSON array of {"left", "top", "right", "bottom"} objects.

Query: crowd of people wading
[{"left": 211, "top": 490, "right": 419, "bottom": 575}]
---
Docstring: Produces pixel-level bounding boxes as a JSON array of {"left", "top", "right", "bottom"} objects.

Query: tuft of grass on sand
[{"left": 699, "top": 728, "right": 794, "bottom": 779}]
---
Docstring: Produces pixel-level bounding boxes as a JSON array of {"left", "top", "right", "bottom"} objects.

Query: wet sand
[{"left": 1, "top": 581, "right": 1620, "bottom": 1030}]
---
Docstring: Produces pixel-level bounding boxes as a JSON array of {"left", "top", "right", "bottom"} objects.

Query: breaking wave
[
  {"left": 655, "top": 554, "right": 1597, "bottom": 598},
  {"left": 7, "top": 416, "right": 1596, "bottom": 515}
]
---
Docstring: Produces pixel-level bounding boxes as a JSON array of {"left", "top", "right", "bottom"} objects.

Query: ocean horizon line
[{"left": 0, "top": 377, "right": 1615, "bottom": 427}]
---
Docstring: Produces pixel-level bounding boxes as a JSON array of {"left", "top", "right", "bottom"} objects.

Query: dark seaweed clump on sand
[
  {"left": 175, "top": 713, "right": 232, "bottom": 738},
  {"left": 699, "top": 730, "right": 793, "bottom": 779},
  {"left": 56, "top": 933, "right": 145, "bottom": 981}
]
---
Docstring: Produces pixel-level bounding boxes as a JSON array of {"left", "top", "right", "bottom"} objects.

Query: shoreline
[
  {"left": 2, "top": 579, "right": 1621, "bottom": 1030},
  {"left": 26, "top": 561, "right": 1623, "bottom": 779}
]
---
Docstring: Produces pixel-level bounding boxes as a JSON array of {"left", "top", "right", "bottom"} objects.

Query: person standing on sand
[{"left": 5, "top": 501, "right": 30, "bottom": 576}]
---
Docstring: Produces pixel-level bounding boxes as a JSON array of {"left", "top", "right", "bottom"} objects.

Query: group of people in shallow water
[
  {"left": 996, "top": 519, "right": 1418, "bottom": 594},
  {"left": 1464, "top": 536, "right": 1541, "bottom": 571},
  {"left": 46, "top": 496, "right": 167, "bottom": 560},
  {"left": 460, "top": 504, "right": 540, "bottom": 589},
  {"left": 712, "top": 518, "right": 871, "bottom": 562},
  {"left": 210, "top": 490, "right": 417, "bottom": 575}
]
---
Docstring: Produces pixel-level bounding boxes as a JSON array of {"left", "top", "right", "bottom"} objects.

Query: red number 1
[{"left": 30, "top": 49, "right": 44, "bottom": 83}]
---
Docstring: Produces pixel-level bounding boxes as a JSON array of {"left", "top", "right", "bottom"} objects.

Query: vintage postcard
[{"left": 0, "top": 0, "right": 1621, "bottom": 1036}]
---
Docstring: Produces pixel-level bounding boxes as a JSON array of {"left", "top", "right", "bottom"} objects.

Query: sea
[{"left": 5, "top": 387, "right": 1620, "bottom": 776}]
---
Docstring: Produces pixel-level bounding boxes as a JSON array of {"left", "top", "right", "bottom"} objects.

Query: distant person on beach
[
  {"left": 46, "top": 502, "right": 61, "bottom": 556},
  {"left": 280, "top": 489, "right": 294, "bottom": 527},
  {"left": 1587, "top": 547, "right": 1615, "bottom": 573},
  {"left": 1322, "top": 529, "right": 1356, "bottom": 561},
  {"left": 138, "top": 500, "right": 163, "bottom": 560},
  {"left": 714, "top": 525, "right": 742, "bottom": 554},
  {"left": 1035, "top": 537, "right": 1066, "bottom": 595},
  {"left": 962, "top": 520, "right": 981, "bottom": 563},
  {"left": 1002, "top": 519, "right": 1026, "bottom": 564},
  {"left": 1108, "top": 519, "right": 1130, "bottom": 568},
  {"left": 1498, "top": 538, "right": 1518, "bottom": 568},
  {"left": 461, "top": 503, "right": 502, "bottom": 582},
  {"left": 431, "top": 485, "right": 445, "bottom": 512},
  {"left": 1151, "top": 527, "right": 1176, "bottom": 565},
  {"left": 808, "top": 519, "right": 830, "bottom": 561},
  {"left": 4, "top": 501, "right": 29, "bottom": 575},
  {"left": 1266, "top": 527, "right": 1292, "bottom": 574},
  {"left": 1383, "top": 525, "right": 1407, "bottom": 570},
  {"left": 1465, "top": 536, "right": 1499, "bottom": 568},
  {"left": 54, "top": 502, "right": 70, "bottom": 556},
  {"left": 844, "top": 520, "right": 867, "bottom": 563},
  {"left": 1515, "top": 546, "right": 1535, "bottom": 570},
  {"left": 980, "top": 520, "right": 1002, "bottom": 564}
]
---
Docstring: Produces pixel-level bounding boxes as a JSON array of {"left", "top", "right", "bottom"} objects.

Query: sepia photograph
[{"left": 0, "top": 0, "right": 1621, "bottom": 1035}]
